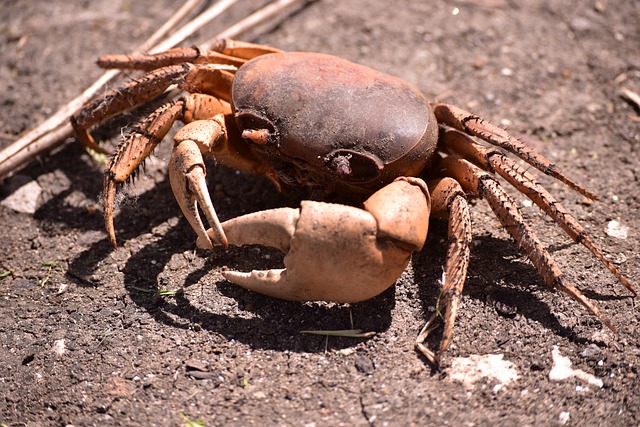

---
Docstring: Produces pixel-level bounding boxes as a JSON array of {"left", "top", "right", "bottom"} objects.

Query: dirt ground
[{"left": 1, "top": 0, "right": 639, "bottom": 425}]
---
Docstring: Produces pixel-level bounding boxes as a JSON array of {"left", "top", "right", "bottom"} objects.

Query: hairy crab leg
[
  {"left": 102, "top": 94, "right": 230, "bottom": 247},
  {"left": 102, "top": 101, "right": 184, "bottom": 246},
  {"left": 440, "top": 129, "right": 636, "bottom": 295},
  {"left": 71, "top": 64, "right": 235, "bottom": 153},
  {"left": 97, "top": 47, "right": 248, "bottom": 71},
  {"left": 439, "top": 155, "right": 616, "bottom": 332},
  {"left": 415, "top": 177, "right": 471, "bottom": 366},
  {"left": 433, "top": 103, "right": 599, "bottom": 200}
]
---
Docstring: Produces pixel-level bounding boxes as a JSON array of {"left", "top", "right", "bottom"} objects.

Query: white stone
[
  {"left": 605, "top": 220, "right": 628, "bottom": 239},
  {"left": 549, "top": 346, "right": 603, "bottom": 388},
  {"left": 447, "top": 354, "right": 519, "bottom": 390},
  {"left": 1, "top": 177, "right": 42, "bottom": 214}
]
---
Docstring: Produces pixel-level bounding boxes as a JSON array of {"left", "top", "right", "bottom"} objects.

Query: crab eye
[{"left": 326, "top": 149, "right": 383, "bottom": 182}]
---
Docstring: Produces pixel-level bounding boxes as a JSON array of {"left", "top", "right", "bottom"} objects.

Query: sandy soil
[{"left": 1, "top": 0, "right": 639, "bottom": 425}]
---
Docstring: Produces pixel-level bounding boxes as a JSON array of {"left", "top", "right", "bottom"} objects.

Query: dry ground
[{"left": 1, "top": 0, "right": 639, "bottom": 425}]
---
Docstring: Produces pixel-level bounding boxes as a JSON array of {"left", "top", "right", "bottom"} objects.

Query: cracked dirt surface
[{"left": 1, "top": 0, "right": 639, "bottom": 425}]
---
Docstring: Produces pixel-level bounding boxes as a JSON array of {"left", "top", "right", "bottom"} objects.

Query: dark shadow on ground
[{"left": 411, "top": 219, "right": 623, "bottom": 355}]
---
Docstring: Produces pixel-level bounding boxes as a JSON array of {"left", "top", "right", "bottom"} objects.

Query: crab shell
[{"left": 230, "top": 52, "right": 439, "bottom": 192}]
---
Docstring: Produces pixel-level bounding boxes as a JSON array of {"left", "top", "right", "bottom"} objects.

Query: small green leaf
[
  {"left": 179, "top": 413, "right": 206, "bottom": 427},
  {"left": 300, "top": 329, "right": 376, "bottom": 338},
  {"left": 41, "top": 261, "right": 64, "bottom": 269},
  {"left": 133, "top": 286, "right": 184, "bottom": 296},
  {"left": 86, "top": 147, "right": 109, "bottom": 165}
]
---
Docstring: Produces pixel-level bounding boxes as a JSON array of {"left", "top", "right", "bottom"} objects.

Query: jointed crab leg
[
  {"left": 433, "top": 103, "right": 599, "bottom": 200},
  {"left": 97, "top": 39, "right": 281, "bottom": 72},
  {"left": 170, "top": 117, "right": 230, "bottom": 249},
  {"left": 71, "top": 63, "right": 236, "bottom": 153},
  {"left": 102, "top": 94, "right": 230, "bottom": 247},
  {"left": 97, "top": 47, "right": 248, "bottom": 71},
  {"left": 206, "top": 38, "right": 282, "bottom": 59},
  {"left": 440, "top": 129, "right": 636, "bottom": 295},
  {"left": 416, "top": 177, "right": 471, "bottom": 365},
  {"left": 102, "top": 101, "right": 184, "bottom": 246},
  {"left": 439, "top": 155, "right": 616, "bottom": 332}
]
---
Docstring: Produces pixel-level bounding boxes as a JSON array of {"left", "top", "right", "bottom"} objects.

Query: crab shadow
[
  {"left": 58, "top": 161, "right": 392, "bottom": 353},
  {"left": 53, "top": 154, "right": 627, "bottom": 355},
  {"left": 411, "top": 219, "right": 627, "bottom": 350},
  {"left": 9, "top": 92, "right": 180, "bottom": 232},
  {"left": 115, "top": 217, "right": 397, "bottom": 353},
  {"left": 74, "top": 210, "right": 625, "bottom": 356}
]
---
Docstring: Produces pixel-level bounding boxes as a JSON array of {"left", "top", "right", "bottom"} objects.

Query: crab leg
[
  {"left": 439, "top": 155, "right": 616, "bottom": 332},
  {"left": 416, "top": 177, "right": 471, "bottom": 365},
  {"left": 207, "top": 38, "right": 283, "bottom": 59},
  {"left": 103, "top": 101, "right": 184, "bottom": 246},
  {"left": 209, "top": 178, "right": 431, "bottom": 303},
  {"left": 102, "top": 94, "right": 230, "bottom": 247},
  {"left": 97, "top": 39, "right": 281, "bottom": 71},
  {"left": 433, "top": 103, "right": 598, "bottom": 200},
  {"left": 170, "top": 117, "right": 229, "bottom": 249},
  {"left": 440, "top": 129, "right": 636, "bottom": 295},
  {"left": 71, "top": 63, "right": 235, "bottom": 152},
  {"left": 97, "top": 47, "right": 248, "bottom": 71}
]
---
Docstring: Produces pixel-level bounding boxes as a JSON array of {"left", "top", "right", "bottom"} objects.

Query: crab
[{"left": 71, "top": 38, "right": 635, "bottom": 365}]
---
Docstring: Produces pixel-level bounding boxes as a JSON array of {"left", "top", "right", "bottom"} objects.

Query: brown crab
[{"left": 71, "top": 39, "right": 635, "bottom": 365}]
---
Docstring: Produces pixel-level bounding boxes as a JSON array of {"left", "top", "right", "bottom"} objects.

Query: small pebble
[{"left": 354, "top": 355, "right": 375, "bottom": 374}]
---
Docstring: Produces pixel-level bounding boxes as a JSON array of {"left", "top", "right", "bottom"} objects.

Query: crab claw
[{"left": 208, "top": 178, "right": 431, "bottom": 303}]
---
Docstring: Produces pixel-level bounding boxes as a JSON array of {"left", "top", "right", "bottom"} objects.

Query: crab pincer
[{"left": 201, "top": 178, "right": 430, "bottom": 302}]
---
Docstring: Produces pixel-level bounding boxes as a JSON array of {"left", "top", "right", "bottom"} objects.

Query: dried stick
[
  {"left": 0, "top": 0, "right": 308, "bottom": 180},
  {"left": 205, "top": 0, "right": 311, "bottom": 46},
  {"left": 620, "top": 87, "right": 640, "bottom": 111}
]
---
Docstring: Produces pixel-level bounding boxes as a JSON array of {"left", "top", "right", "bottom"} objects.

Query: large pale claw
[
  {"left": 199, "top": 207, "right": 299, "bottom": 252},
  {"left": 211, "top": 178, "right": 431, "bottom": 303}
]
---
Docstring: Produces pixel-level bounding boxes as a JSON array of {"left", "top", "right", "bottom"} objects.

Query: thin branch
[
  {"left": 205, "top": 0, "right": 311, "bottom": 46},
  {"left": 152, "top": 0, "right": 238, "bottom": 53},
  {"left": 141, "top": 0, "right": 206, "bottom": 53},
  {"left": 620, "top": 87, "right": 640, "bottom": 112},
  {"left": 0, "top": 0, "right": 209, "bottom": 172}
]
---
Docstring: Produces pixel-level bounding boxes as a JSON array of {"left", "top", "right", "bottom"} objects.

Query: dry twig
[{"left": 620, "top": 87, "right": 640, "bottom": 111}]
